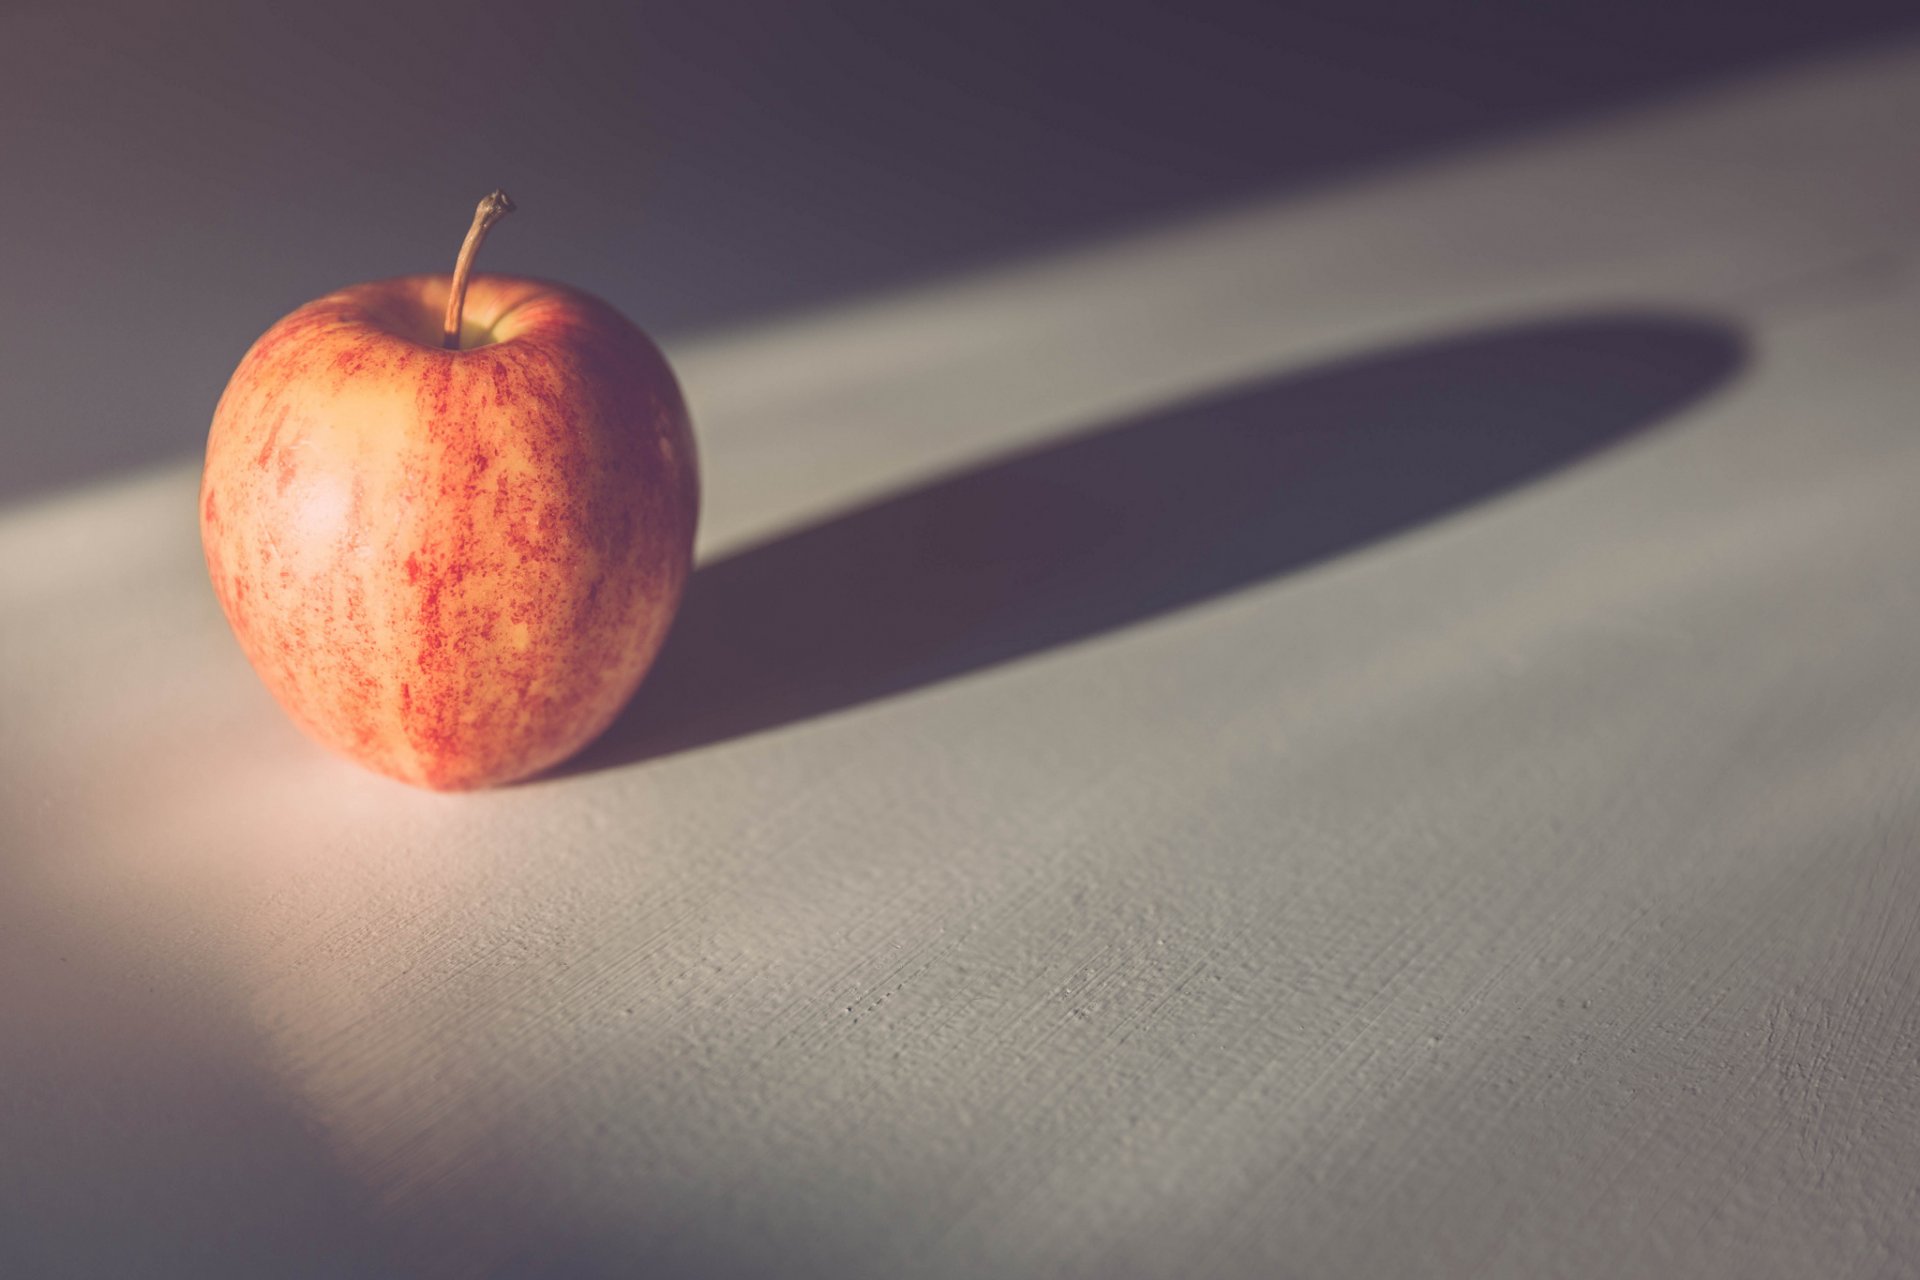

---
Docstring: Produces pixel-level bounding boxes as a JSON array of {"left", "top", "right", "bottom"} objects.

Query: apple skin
[{"left": 200, "top": 273, "right": 698, "bottom": 790}]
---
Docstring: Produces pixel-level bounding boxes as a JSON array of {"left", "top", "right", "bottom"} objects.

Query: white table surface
[{"left": 7, "top": 41, "right": 1920, "bottom": 1279}]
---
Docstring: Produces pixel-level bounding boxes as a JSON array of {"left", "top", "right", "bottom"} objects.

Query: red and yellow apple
[{"left": 200, "top": 192, "right": 697, "bottom": 789}]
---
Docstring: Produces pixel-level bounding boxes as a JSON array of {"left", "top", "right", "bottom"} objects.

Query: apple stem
[{"left": 442, "top": 189, "right": 517, "bottom": 350}]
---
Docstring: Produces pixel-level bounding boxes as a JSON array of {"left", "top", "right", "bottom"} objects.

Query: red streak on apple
[{"left": 200, "top": 272, "right": 697, "bottom": 789}]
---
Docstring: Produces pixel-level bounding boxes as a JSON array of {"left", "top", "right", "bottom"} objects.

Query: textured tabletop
[{"left": 6, "top": 25, "right": 1920, "bottom": 1280}]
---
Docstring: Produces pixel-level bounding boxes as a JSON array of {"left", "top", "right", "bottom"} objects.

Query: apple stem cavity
[{"left": 442, "top": 189, "right": 517, "bottom": 351}]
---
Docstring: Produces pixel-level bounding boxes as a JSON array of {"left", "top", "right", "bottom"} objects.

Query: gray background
[{"left": 4, "top": 0, "right": 1913, "bottom": 502}]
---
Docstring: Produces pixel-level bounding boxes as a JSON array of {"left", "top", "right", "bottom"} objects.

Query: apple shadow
[{"left": 561, "top": 312, "right": 1746, "bottom": 776}]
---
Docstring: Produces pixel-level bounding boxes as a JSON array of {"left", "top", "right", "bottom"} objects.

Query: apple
[{"left": 200, "top": 191, "right": 698, "bottom": 790}]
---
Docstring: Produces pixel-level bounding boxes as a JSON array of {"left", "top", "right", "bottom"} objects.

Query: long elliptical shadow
[{"left": 565, "top": 313, "right": 1745, "bottom": 774}]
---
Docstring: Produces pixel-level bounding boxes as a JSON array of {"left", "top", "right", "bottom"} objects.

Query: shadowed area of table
[{"left": 579, "top": 313, "right": 1744, "bottom": 770}]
